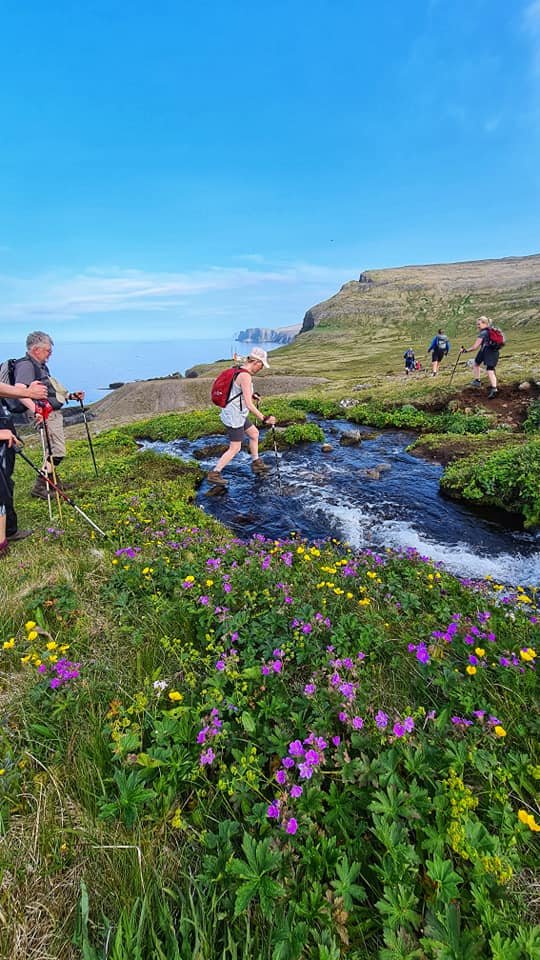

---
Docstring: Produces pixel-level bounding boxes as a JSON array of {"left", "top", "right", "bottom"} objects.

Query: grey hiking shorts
[{"left": 225, "top": 419, "right": 250, "bottom": 442}]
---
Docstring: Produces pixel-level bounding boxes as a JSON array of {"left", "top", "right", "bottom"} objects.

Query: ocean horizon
[{"left": 0, "top": 337, "right": 280, "bottom": 405}]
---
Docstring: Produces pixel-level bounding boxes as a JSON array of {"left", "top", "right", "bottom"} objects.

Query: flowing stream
[{"left": 146, "top": 419, "right": 540, "bottom": 586}]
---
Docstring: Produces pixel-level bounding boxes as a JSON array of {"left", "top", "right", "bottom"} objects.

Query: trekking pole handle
[{"left": 35, "top": 399, "right": 54, "bottom": 420}]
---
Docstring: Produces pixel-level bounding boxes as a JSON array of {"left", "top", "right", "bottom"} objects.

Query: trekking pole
[
  {"left": 76, "top": 397, "right": 99, "bottom": 477},
  {"left": 15, "top": 443, "right": 107, "bottom": 537},
  {"left": 37, "top": 402, "right": 63, "bottom": 521},
  {"left": 448, "top": 348, "right": 464, "bottom": 387},
  {"left": 271, "top": 427, "right": 283, "bottom": 496},
  {"left": 38, "top": 423, "right": 54, "bottom": 521}
]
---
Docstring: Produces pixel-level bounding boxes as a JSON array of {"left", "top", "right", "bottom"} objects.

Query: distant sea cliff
[{"left": 236, "top": 324, "right": 301, "bottom": 345}]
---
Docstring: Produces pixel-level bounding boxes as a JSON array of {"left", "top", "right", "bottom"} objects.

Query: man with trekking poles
[
  {"left": 208, "top": 347, "right": 277, "bottom": 487},
  {"left": 12, "top": 331, "right": 85, "bottom": 500}
]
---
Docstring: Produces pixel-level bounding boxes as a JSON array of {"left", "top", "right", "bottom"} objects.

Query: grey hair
[{"left": 26, "top": 331, "right": 54, "bottom": 351}]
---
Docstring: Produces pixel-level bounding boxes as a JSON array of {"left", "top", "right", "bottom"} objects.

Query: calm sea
[{"left": 0, "top": 338, "right": 280, "bottom": 405}]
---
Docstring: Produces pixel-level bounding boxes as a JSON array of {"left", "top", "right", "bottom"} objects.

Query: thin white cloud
[{"left": 0, "top": 261, "right": 355, "bottom": 330}]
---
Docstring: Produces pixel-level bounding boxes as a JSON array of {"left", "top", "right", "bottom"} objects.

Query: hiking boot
[
  {"left": 487, "top": 388, "right": 498, "bottom": 399},
  {"left": 7, "top": 529, "right": 33, "bottom": 542},
  {"left": 470, "top": 379, "right": 482, "bottom": 388},
  {"left": 31, "top": 476, "right": 52, "bottom": 500},
  {"left": 206, "top": 470, "right": 228, "bottom": 486},
  {"left": 0, "top": 540, "right": 9, "bottom": 558},
  {"left": 251, "top": 458, "right": 270, "bottom": 473}
]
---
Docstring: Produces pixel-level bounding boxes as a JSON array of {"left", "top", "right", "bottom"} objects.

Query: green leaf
[
  {"left": 241, "top": 710, "right": 256, "bottom": 734},
  {"left": 234, "top": 879, "right": 259, "bottom": 917},
  {"left": 426, "top": 856, "right": 463, "bottom": 903}
]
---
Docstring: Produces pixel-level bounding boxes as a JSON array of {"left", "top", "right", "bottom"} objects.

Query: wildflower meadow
[{"left": 0, "top": 422, "right": 538, "bottom": 960}]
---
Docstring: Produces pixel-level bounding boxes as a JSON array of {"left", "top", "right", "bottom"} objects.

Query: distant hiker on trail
[
  {"left": 427, "top": 329, "right": 450, "bottom": 376},
  {"left": 207, "top": 346, "right": 276, "bottom": 487},
  {"left": 0, "top": 378, "right": 47, "bottom": 549},
  {"left": 404, "top": 348, "right": 416, "bottom": 375},
  {"left": 13, "top": 331, "right": 85, "bottom": 499},
  {"left": 462, "top": 316, "right": 504, "bottom": 399}
]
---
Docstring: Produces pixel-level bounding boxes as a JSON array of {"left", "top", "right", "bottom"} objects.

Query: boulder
[
  {"left": 518, "top": 381, "right": 532, "bottom": 391},
  {"left": 339, "top": 430, "right": 362, "bottom": 446},
  {"left": 376, "top": 463, "right": 392, "bottom": 473},
  {"left": 321, "top": 443, "right": 333, "bottom": 453},
  {"left": 339, "top": 398, "right": 358, "bottom": 409},
  {"left": 205, "top": 485, "right": 227, "bottom": 497},
  {"left": 359, "top": 468, "right": 381, "bottom": 480},
  {"left": 193, "top": 443, "right": 229, "bottom": 461}
]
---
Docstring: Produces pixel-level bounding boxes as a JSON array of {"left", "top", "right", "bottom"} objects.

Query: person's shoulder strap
[{"left": 15, "top": 354, "right": 42, "bottom": 380}]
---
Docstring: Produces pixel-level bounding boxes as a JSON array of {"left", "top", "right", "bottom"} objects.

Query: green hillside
[{"left": 267, "top": 254, "right": 540, "bottom": 384}]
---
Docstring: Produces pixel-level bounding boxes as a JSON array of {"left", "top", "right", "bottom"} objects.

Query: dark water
[{"left": 146, "top": 419, "right": 540, "bottom": 586}]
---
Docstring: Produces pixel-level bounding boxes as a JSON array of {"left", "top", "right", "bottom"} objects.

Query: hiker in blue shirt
[
  {"left": 403, "top": 348, "right": 416, "bottom": 375},
  {"left": 427, "top": 329, "right": 450, "bottom": 376}
]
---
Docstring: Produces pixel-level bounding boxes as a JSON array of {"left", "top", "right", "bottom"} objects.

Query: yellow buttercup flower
[
  {"left": 3, "top": 639, "right": 15, "bottom": 650},
  {"left": 518, "top": 809, "right": 540, "bottom": 832},
  {"left": 168, "top": 691, "right": 183, "bottom": 702},
  {"left": 494, "top": 726, "right": 507, "bottom": 738},
  {"left": 25, "top": 621, "right": 37, "bottom": 631},
  {"left": 27, "top": 631, "right": 38, "bottom": 642},
  {"left": 475, "top": 647, "right": 485, "bottom": 657},
  {"left": 466, "top": 665, "right": 477, "bottom": 675}
]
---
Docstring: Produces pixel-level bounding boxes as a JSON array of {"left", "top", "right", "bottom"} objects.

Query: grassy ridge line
[{"left": 0, "top": 417, "right": 538, "bottom": 958}]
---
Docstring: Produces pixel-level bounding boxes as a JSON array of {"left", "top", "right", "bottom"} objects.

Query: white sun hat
[{"left": 248, "top": 346, "right": 270, "bottom": 368}]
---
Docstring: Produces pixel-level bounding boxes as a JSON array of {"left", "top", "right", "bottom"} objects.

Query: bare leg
[
  {"left": 245, "top": 424, "right": 260, "bottom": 461},
  {"left": 214, "top": 441, "right": 242, "bottom": 473},
  {"left": 487, "top": 369, "right": 497, "bottom": 388}
]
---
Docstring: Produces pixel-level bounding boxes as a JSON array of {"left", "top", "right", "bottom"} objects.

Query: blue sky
[{"left": 0, "top": 0, "right": 539, "bottom": 343}]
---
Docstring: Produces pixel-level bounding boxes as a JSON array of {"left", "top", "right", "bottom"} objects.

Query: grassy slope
[{"left": 0, "top": 415, "right": 538, "bottom": 960}]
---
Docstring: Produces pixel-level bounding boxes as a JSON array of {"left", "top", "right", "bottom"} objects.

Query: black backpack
[{"left": 0, "top": 356, "right": 41, "bottom": 414}]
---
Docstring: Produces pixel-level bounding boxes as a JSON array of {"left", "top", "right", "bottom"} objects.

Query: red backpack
[
  {"left": 210, "top": 366, "right": 248, "bottom": 408},
  {"left": 488, "top": 327, "right": 505, "bottom": 348}
]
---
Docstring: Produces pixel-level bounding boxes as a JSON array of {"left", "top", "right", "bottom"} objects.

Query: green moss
[
  {"left": 441, "top": 438, "right": 540, "bottom": 527},
  {"left": 260, "top": 422, "right": 325, "bottom": 450},
  {"left": 345, "top": 403, "right": 491, "bottom": 435}
]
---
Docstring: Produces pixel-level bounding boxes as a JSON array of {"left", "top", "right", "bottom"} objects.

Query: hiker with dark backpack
[
  {"left": 462, "top": 316, "right": 505, "bottom": 399},
  {"left": 0, "top": 377, "right": 47, "bottom": 549},
  {"left": 12, "top": 332, "right": 85, "bottom": 499},
  {"left": 427, "top": 329, "right": 450, "bottom": 376},
  {"left": 207, "top": 347, "right": 276, "bottom": 486},
  {"left": 403, "top": 348, "right": 416, "bottom": 375}
]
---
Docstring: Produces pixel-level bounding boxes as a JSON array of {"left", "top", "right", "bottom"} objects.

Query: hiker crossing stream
[{"left": 145, "top": 419, "right": 540, "bottom": 586}]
